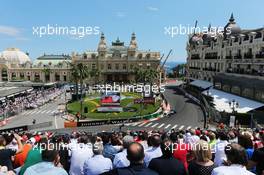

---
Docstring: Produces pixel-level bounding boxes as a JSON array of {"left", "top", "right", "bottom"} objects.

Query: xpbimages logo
[
  {"left": 32, "top": 24, "right": 100, "bottom": 38},
  {"left": 164, "top": 24, "right": 231, "bottom": 38}
]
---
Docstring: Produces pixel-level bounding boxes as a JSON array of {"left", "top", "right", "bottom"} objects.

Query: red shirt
[{"left": 173, "top": 143, "right": 190, "bottom": 171}]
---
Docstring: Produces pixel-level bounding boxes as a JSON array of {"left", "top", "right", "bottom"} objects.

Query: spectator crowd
[
  {"left": 0, "top": 88, "right": 63, "bottom": 119},
  {"left": 0, "top": 126, "right": 263, "bottom": 175}
]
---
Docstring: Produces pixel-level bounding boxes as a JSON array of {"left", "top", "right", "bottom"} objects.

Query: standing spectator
[
  {"left": 144, "top": 134, "right": 162, "bottom": 167},
  {"left": 149, "top": 139, "right": 186, "bottom": 175},
  {"left": 188, "top": 140, "right": 215, "bottom": 175},
  {"left": 69, "top": 135, "right": 93, "bottom": 175},
  {"left": 113, "top": 135, "right": 134, "bottom": 168},
  {"left": 14, "top": 136, "right": 32, "bottom": 168},
  {"left": 212, "top": 143, "right": 254, "bottom": 175},
  {"left": 83, "top": 142, "right": 112, "bottom": 175},
  {"left": 24, "top": 149, "right": 67, "bottom": 175},
  {"left": 214, "top": 131, "right": 229, "bottom": 166},
  {"left": 248, "top": 132, "right": 264, "bottom": 175},
  {"left": 102, "top": 142, "right": 158, "bottom": 175},
  {"left": 0, "top": 134, "right": 23, "bottom": 171},
  {"left": 173, "top": 133, "right": 190, "bottom": 171},
  {"left": 102, "top": 134, "right": 118, "bottom": 161}
]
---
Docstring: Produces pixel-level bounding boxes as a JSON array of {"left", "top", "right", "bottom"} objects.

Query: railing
[{"left": 244, "top": 53, "right": 253, "bottom": 59}]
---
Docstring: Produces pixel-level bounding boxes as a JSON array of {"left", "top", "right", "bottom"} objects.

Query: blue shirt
[
  {"left": 24, "top": 162, "right": 68, "bottom": 175},
  {"left": 83, "top": 155, "right": 113, "bottom": 175},
  {"left": 113, "top": 149, "right": 130, "bottom": 168},
  {"left": 103, "top": 143, "right": 118, "bottom": 161}
]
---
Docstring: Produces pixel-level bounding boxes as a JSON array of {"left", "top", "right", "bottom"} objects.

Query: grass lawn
[{"left": 67, "top": 92, "right": 160, "bottom": 120}]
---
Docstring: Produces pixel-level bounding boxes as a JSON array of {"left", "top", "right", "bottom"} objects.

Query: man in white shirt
[
  {"left": 69, "top": 135, "right": 93, "bottom": 175},
  {"left": 212, "top": 143, "right": 255, "bottom": 175},
  {"left": 113, "top": 135, "right": 134, "bottom": 168},
  {"left": 214, "top": 131, "right": 229, "bottom": 167},
  {"left": 144, "top": 134, "right": 162, "bottom": 167},
  {"left": 83, "top": 142, "right": 112, "bottom": 175}
]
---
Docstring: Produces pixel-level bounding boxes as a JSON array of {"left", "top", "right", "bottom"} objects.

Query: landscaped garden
[{"left": 67, "top": 92, "right": 161, "bottom": 120}]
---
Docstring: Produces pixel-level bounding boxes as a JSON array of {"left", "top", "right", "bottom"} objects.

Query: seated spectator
[
  {"left": 102, "top": 133, "right": 118, "bottom": 161},
  {"left": 212, "top": 143, "right": 255, "bottom": 175},
  {"left": 144, "top": 134, "right": 162, "bottom": 167},
  {"left": 113, "top": 135, "right": 134, "bottom": 168},
  {"left": 69, "top": 135, "right": 93, "bottom": 175},
  {"left": 24, "top": 149, "right": 67, "bottom": 175},
  {"left": 102, "top": 142, "right": 158, "bottom": 175},
  {"left": 149, "top": 139, "right": 186, "bottom": 175},
  {"left": 83, "top": 142, "right": 112, "bottom": 175},
  {"left": 248, "top": 132, "right": 264, "bottom": 175},
  {"left": 0, "top": 134, "right": 22, "bottom": 171},
  {"left": 214, "top": 131, "right": 229, "bottom": 167},
  {"left": 188, "top": 140, "right": 215, "bottom": 175},
  {"left": 20, "top": 136, "right": 47, "bottom": 175}
]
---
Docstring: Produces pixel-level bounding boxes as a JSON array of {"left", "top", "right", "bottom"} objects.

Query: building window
[
  {"left": 130, "top": 64, "right": 134, "bottom": 70},
  {"left": 108, "top": 64, "right": 112, "bottom": 70},
  {"left": 146, "top": 53, "right": 150, "bottom": 59},
  {"left": 115, "top": 64, "right": 119, "bottom": 70},
  {"left": 91, "top": 54, "right": 96, "bottom": 59},
  {"left": 138, "top": 54, "right": 142, "bottom": 59},
  {"left": 20, "top": 73, "right": 24, "bottom": 79},
  {"left": 101, "top": 64, "right": 104, "bottom": 69},
  {"left": 123, "top": 64, "right": 127, "bottom": 70},
  {"left": 84, "top": 53, "right": 88, "bottom": 59},
  {"left": 92, "top": 63, "right": 96, "bottom": 70}
]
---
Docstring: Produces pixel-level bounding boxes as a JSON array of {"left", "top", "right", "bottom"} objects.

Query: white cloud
[
  {"left": 0, "top": 25, "right": 20, "bottom": 37},
  {"left": 147, "top": 6, "right": 159, "bottom": 11},
  {"left": 115, "top": 12, "right": 126, "bottom": 18}
]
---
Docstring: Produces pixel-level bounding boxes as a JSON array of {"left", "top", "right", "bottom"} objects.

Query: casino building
[
  {"left": 187, "top": 14, "right": 264, "bottom": 102},
  {"left": 0, "top": 33, "right": 161, "bottom": 83}
]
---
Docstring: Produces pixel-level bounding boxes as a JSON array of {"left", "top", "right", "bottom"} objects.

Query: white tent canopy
[
  {"left": 203, "top": 88, "right": 264, "bottom": 113},
  {"left": 190, "top": 79, "right": 213, "bottom": 90}
]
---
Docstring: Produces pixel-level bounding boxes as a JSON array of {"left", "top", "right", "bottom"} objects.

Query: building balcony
[
  {"left": 234, "top": 55, "right": 242, "bottom": 59},
  {"left": 203, "top": 67, "right": 217, "bottom": 71},
  {"left": 226, "top": 68, "right": 264, "bottom": 76},
  {"left": 256, "top": 53, "right": 264, "bottom": 59},
  {"left": 189, "top": 67, "right": 200, "bottom": 70},
  {"left": 244, "top": 53, "right": 253, "bottom": 59}
]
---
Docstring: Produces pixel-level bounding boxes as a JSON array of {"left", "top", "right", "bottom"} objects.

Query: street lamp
[{"left": 229, "top": 99, "right": 239, "bottom": 114}]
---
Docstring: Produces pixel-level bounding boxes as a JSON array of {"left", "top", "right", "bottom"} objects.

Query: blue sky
[{"left": 0, "top": 0, "right": 264, "bottom": 62}]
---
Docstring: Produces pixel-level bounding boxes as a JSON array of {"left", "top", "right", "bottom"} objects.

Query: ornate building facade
[
  {"left": 0, "top": 33, "right": 161, "bottom": 83},
  {"left": 186, "top": 14, "right": 264, "bottom": 102},
  {"left": 72, "top": 33, "right": 161, "bottom": 83}
]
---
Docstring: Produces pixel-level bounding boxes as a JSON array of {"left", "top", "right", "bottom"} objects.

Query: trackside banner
[{"left": 77, "top": 118, "right": 140, "bottom": 127}]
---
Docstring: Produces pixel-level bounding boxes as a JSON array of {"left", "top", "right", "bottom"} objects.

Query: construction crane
[
  {"left": 159, "top": 54, "right": 165, "bottom": 63},
  {"left": 161, "top": 49, "right": 172, "bottom": 69},
  {"left": 158, "top": 49, "right": 172, "bottom": 85}
]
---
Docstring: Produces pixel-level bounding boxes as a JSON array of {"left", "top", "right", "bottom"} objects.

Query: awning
[
  {"left": 190, "top": 79, "right": 213, "bottom": 90},
  {"left": 203, "top": 88, "right": 264, "bottom": 113}
]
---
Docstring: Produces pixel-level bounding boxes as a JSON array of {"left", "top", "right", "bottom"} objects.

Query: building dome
[
  {"left": 0, "top": 48, "right": 31, "bottom": 64},
  {"left": 98, "top": 33, "right": 107, "bottom": 51},
  {"left": 224, "top": 13, "right": 241, "bottom": 35},
  {"left": 189, "top": 34, "right": 203, "bottom": 45}
]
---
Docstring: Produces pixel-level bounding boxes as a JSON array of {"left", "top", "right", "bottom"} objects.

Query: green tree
[
  {"left": 42, "top": 67, "right": 53, "bottom": 82},
  {"left": 70, "top": 63, "right": 90, "bottom": 117}
]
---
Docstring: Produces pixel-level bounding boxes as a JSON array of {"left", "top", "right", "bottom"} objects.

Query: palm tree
[
  {"left": 70, "top": 63, "right": 90, "bottom": 117},
  {"left": 89, "top": 68, "right": 100, "bottom": 85},
  {"left": 42, "top": 67, "right": 53, "bottom": 82}
]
